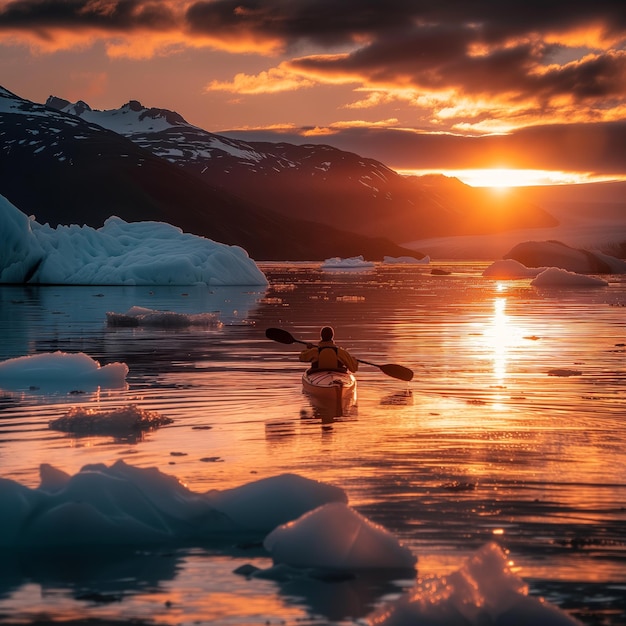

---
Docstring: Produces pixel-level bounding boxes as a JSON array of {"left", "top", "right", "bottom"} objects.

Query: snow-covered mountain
[
  {"left": 0, "top": 87, "right": 418, "bottom": 261},
  {"left": 46, "top": 95, "right": 558, "bottom": 242}
]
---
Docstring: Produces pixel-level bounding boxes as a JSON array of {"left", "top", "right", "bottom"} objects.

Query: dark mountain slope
[
  {"left": 0, "top": 88, "right": 419, "bottom": 260},
  {"left": 47, "top": 96, "right": 558, "bottom": 243}
]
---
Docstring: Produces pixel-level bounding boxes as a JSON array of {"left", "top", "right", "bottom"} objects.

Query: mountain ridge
[
  {"left": 0, "top": 87, "right": 420, "bottom": 261},
  {"left": 45, "top": 95, "right": 558, "bottom": 243}
]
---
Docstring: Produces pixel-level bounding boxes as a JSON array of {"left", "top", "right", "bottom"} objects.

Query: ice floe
[
  {"left": 0, "top": 193, "right": 268, "bottom": 286},
  {"left": 531, "top": 267, "right": 609, "bottom": 287},
  {"left": 0, "top": 462, "right": 582, "bottom": 624},
  {"left": 321, "top": 255, "right": 375, "bottom": 269},
  {"left": 106, "top": 305, "right": 223, "bottom": 328},
  {"left": 0, "top": 351, "right": 128, "bottom": 392}
]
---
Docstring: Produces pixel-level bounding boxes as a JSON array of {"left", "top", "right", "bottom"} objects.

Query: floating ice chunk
[
  {"left": 505, "top": 240, "right": 626, "bottom": 274},
  {"left": 321, "top": 255, "right": 375, "bottom": 269},
  {"left": 23, "top": 473, "right": 175, "bottom": 547},
  {"left": 0, "top": 462, "right": 348, "bottom": 549},
  {"left": 38, "top": 463, "right": 72, "bottom": 492},
  {"left": 0, "top": 194, "right": 268, "bottom": 286},
  {"left": 209, "top": 473, "right": 348, "bottom": 533},
  {"left": 531, "top": 267, "right": 609, "bottom": 287},
  {"left": 106, "top": 305, "right": 222, "bottom": 328},
  {"left": 49, "top": 404, "right": 173, "bottom": 436},
  {"left": 263, "top": 501, "right": 416, "bottom": 570},
  {"left": 548, "top": 368, "right": 582, "bottom": 377},
  {"left": 370, "top": 542, "right": 581, "bottom": 625},
  {"left": 383, "top": 255, "right": 430, "bottom": 264},
  {"left": 0, "top": 351, "right": 128, "bottom": 391},
  {"left": 0, "top": 477, "right": 45, "bottom": 542},
  {"left": 0, "top": 197, "right": 45, "bottom": 283},
  {"left": 483, "top": 259, "right": 545, "bottom": 278}
]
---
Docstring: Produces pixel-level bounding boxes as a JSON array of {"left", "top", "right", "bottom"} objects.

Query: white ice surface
[
  {"left": 0, "top": 351, "right": 128, "bottom": 391},
  {"left": 531, "top": 267, "right": 609, "bottom": 287},
  {"left": 321, "top": 255, "right": 375, "bottom": 269},
  {"left": 264, "top": 501, "right": 416, "bottom": 570},
  {"left": 0, "top": 194, "right": 268, "bottom": 286},
  {"left": 0, "top": 461, "right": 581, "bottom": 624},
  {"left": 383, "top": 255, "right": 430, "bottom": 264}
]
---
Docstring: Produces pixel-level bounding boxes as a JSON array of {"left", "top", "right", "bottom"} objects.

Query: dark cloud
[
  {"left": 0, "top": 0, "right": 177, "bottom": 32},
  {"left": 3, "top": 1, "right": 623, "bottom": 46},
  {"left": 183, "top": 1, "right": 626, "bottom": 109},
  {"left": 2, "top": 0, "right": 625, "bottom": 174},
  {"left": 185, "top": 0, "right": 415, "bottom": 46},
  {"left": 184, "top": 0, "right": 626, "bottom": 47},
  {"left": 293, "top": 34, "right": 626, "bottom": 102},
  {"left": 2, "top": 1, "right": 624, "bottom": 106}
]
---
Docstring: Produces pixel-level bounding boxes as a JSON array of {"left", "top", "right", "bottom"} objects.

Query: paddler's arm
[
  {"left": 338, "top": 348, "right": 359, "bottom": 372},
  {"left": 299, "top": 346, "right": 318, "bottom": 362}
]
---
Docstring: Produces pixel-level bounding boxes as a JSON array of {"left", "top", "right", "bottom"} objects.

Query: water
[{"left": 0, "top": 262, "right": 625, "bottom": 625}]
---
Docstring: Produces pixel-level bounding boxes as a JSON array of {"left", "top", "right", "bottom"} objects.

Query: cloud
[
  {"left": 184, "top": 0, "right": 411, "bottom": 51},
  {"left": 0, "top": 0, "right": 183, "bottom": 52},
  {"left": 288, "top": 29, "right": 626, "bottom": 123},
  {"left": 0, "top": 0, "right": 178, "bottom": 34},
  {"left": 190, "top": 1, "right": 626, "bottom": 130},
  {"left": 2, "top": 0, "right": 625, "bottom": 149},
  {"left": 205, "top": 63, "right": 315, "bottom": 94}
]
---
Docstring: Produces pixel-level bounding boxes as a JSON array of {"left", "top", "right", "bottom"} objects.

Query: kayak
[{"left": 301, "top": 368, "right": 357, "bottom": 417}]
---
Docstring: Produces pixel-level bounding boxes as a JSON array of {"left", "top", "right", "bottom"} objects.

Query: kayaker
[{"left": 299, "top": 326, "right": 359, "bottom": 372}]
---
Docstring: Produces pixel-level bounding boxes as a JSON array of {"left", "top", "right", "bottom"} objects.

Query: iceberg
[
  {"left": 484, "top": 258, "right": 610, "bottom": 286},
  {"left": 383, "top": 255, "right": 430, "bottom": 264},
  {"left": 49, "top": 404, "right": 173, "bottom": 436},
  {"left": 0, "top": 462, "right": 582, "bottom": 625},
  {"left": 0, "top": 194, "right": 268, "bottom": 286},
  {"left": 370, "top": 542, "right": 581, "bottom": 625},
  {"left": 0, "top": 461, "right": 347, "bottom": 548},
  {"left": 531, "top": 267, "right": 609, "bottom": 287},
  {"left": 483, "top": 258, "right": 546, "bottom": 278},
  {"left": 504, "top": 240, "right": 626, "bottom": 274},
  {"left": 321, "top": 255, "right": 375, "bottom": 269},
  {"left": 0, "top": 351, "right": 128, "bottom": 392},
  {"left": 106, "top": 305, "right": 223, "bottom": 328},
  {"left": 264, "top": 501, "right": 416, "bottom": 570}
]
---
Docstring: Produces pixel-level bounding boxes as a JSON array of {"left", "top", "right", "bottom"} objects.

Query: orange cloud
[
  {"left": 205, "top": 63, "right": 315, "bottom": 94},
  {"left": 330, "top": 118, "right": 399, "bottom": 129},
  {"left": 2, "top": 0, "right": 626, "bottom": 141}
]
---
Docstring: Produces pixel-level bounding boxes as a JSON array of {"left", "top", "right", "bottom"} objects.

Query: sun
[
  {"left": 444, "top": 168, "right": 594, "bottom": 188},
  {"left": 398, "top": 167, "right": 596, "bottom": 188},
  {"left": 469, "top": 168, "right": 531, "bottom": 188},
  {"left": 454, "top": 168, "right": 558, "bottom": 188}
]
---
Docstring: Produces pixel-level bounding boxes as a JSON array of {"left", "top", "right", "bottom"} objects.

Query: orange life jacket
[{"left": 315, "top": 345, "right": 343, "bottom": 370}]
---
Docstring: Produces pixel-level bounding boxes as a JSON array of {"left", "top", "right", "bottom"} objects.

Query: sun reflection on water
[
  {"left": 465, "top": 290, "right": 530, "bottom": 405},
  {"left": 1, "top": 265, "right": 625, "bottom": 625}
]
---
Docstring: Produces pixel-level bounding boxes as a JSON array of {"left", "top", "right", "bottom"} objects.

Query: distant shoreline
[{"left": 406, "top": 203, "right": 626, "bottom": 260}]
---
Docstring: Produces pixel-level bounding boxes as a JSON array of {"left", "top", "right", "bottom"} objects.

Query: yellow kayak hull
[{"left": 301, "top": 368, "right": 357, "bottom": 417}]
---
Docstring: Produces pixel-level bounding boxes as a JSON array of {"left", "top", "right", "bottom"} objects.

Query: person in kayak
[{"left": 299, "top": 326, "right": 359, "bottom": 372}]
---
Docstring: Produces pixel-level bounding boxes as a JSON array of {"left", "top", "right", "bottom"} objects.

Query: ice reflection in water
[{"left": 0, "top": 262, "right": 625, "bottom": 625}]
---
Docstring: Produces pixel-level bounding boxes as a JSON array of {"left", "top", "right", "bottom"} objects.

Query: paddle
[{"left": 265, "top": 327, "right": 414, "bottom": 382}]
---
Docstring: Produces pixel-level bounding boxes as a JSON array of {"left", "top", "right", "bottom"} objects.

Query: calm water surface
[{"left": 0, "top": 262, "right": 625, "bottom": 625}]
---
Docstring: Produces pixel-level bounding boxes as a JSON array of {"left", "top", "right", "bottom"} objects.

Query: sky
[{"left": 1, "top": 0, "right": 626, "bottom": 187}]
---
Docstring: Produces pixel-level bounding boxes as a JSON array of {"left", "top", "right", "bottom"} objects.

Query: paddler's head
[{"left": 320, "top": 326, "right": 334, "bottom": 341}]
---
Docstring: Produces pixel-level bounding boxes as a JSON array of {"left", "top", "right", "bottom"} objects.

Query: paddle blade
[
  {"left": 265, "top": 327, "right": 296, "bottom": 345},
  {"left": 379, "top": 363, "right": 414, "bottom": 382}
]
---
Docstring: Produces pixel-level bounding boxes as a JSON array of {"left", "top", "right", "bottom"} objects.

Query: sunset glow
[
  {"left": 398, "top": 168, "right": 624, "bottom": 188},
  {"left": 0, "top": 1, "right": 623, "bottom": 179},
  {"left": 1, "top": 2, "right": 626, "bottom": 625}
]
